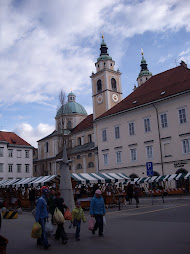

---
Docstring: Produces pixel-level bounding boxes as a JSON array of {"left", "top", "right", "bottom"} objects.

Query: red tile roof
[
  {"left": 0, "top": 131, "right": 32, "bottom": 146},
  {"left": 72, "top": 114, "right": 93, "bottom": 134},
  {"left": 96, "top": 66, "right": 190, "bottom": 120}
]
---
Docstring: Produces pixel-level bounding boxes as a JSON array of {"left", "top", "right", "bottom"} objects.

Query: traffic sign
[{"left": 146, "top": 162, "right": 153, "bottom": 176}]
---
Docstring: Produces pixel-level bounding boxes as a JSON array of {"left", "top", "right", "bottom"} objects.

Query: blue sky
[{"left": 0, "top": 0, "right": 190, "bottom": 147}]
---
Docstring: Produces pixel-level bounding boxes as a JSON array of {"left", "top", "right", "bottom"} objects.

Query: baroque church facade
[{"left": 34, "top": 36, "right": 190, "bottom": 181}]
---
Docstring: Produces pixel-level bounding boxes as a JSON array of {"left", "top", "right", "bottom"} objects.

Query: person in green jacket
[{"left": 71, "top": 201, "right": 86, "bottom": 241}]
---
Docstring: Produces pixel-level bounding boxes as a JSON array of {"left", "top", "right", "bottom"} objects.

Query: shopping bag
[
  {"left": 45, "top": 220, "right": 53, "bottom": 236},
  {"left": 64, "top": 208, "right": 72, "bottom": 221},
  {"left": 53, "top": 207, "right": 65, "bottom": 224},
  {"left": 31, "top": 222, "right": 42, "bottom": 239},
  {"left": 103, "top": 216, "right": 106, "bottom": 226},
  {"left": 88, "top": 217, "right": 95, "bottom": 231}
]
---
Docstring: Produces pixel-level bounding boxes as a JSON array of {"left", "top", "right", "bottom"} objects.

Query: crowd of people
[{"left": 34, "top": 186, "right": 106, "bottom": 249}]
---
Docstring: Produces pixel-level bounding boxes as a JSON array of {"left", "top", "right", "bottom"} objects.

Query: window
[
  {"left": 129, "top": 122, "right": 135, "bottom": 136},
  {"left": 163, "top": 143, "right": 172, "bottom": 157},
  {"left": 115, "top": 126, "right": 120, "bottom": 139},
  {"left": 17, "top": 150, "right": 21, "bottom": 158},
  {"left": 146, "top": 146, "right": 153, "bottom": 159},
  {"left": 0, "top": 163, "right": 3, "bottom": 172},
  {"left": 130, "top": 148, "right": 137, "bottom": 161},
  {"left": 116, "top": 151, "right": 122, "bottom": 164},
  {"left": 0, "top": 148, "right": 4, "bottom": 157},
  {"left": 77, "top": 155, "right": 81, "bottom": 159},
  {"left": 17, "top": 164, "right": 21, "bottom": 173},
  {"left": 25, "top": 150, "right": 29, "bottom": 158},
  {"left": 97, "top": 80, "right": 102, "bottom": 93},
  {"left": 67, "top": 120, "right": 72, "bottom": 129},
  {"left": 88, "top": 134, "right": 92, "bottom": 143},
  {"left": 160, "top": 113, "right": 168, "bottom": 128},
  {"left": 25, "top": 164, "right": 30, "bottom": 173},
  {"left": 88, "top": 162, "right": 94, "bottom": 168},
  {"left": 8, "top": 164, "right": 13, "bottom": 173},
  {"left": 45, "top": 142, "right": 49, "bottom": 153},
  {"left": 77, "top": 137, "right": 81, "bottom": 146},
  {"left": 88, "top": 153, "right": 92, "bottom": 157},
  {"left": 102, "top": 129, "right": 107, "bottom": 142},
  {"left": 111, "top": 78, "right": 117, "bottom": 92},
  {"left": 8, "top": 149, "right": 13, "bottom": 157},
  {"left": 179, "top": 108, "right": 187, "bottom": 124},
  {"left": 103, "top": 154, "right": 108, "bottom": 165},
  {"left": 182, "top": 139, "right": 190, "bottom": 154},
  {"left": 76, "top": 164, "right": 82, "bottom": 169},
  {"left": 144, "top": 118, "right": 151, "bottom": 132}
]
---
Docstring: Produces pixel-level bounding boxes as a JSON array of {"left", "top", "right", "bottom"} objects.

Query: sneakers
[
  {"left": 62, "top": 240, "right": 67, "bottom": 244},
  {"left": 99, "top": 234, "right": 104, "bottom": 237},
  {"left": 92, "top": 230, "right": 95, "bottom": 235},
  {"left": 75, "top": 237, "right": 80, "bottom": 241}
]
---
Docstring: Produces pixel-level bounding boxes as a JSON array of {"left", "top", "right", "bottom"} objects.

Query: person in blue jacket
[
  {"left": 35, "top": 186, "right": 50, "bottom": 249},
  {"left": 90, "top": 189, "right": 106, "bottom": 237}
]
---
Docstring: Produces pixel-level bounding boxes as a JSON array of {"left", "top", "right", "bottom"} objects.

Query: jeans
[
  {"left": 94, "top": 215, "right": 103, "bottom": 235},
  {"left": 38, "top": 218, "right": 49, "bottom": 247},
  {"left": 75, "top": 220, "right": 81, "bottom": 239}
]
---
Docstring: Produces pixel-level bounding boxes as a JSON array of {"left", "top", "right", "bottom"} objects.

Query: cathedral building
[{"left": 34, "top": 36, "right": 190, "bottom": 183}]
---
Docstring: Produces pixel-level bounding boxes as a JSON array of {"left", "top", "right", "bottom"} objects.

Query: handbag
[
  {"left": 88, "top": 217, "right": 95, "bottom": 231},
  {"left": 64, "top": 208, "right": 72, "bottom": 221},
  {"left": 53, "top": 207, "right": 65, "bottom": 224}
]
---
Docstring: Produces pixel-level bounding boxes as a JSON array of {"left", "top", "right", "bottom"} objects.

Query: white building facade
[{"left": 0, "top": 132, "right": 33, "bottom": 180}]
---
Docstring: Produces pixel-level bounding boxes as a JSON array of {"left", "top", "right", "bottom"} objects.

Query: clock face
[
  {"left": 112, "top": 93, "right": 118, "bottom": 102},
  {"left": 97, "top": 94, "right": 103, "bottom": 104}
]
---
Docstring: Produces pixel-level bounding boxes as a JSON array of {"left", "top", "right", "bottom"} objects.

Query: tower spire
[{"left": 137, "top": 50, "right": 152, "bottom": 87}]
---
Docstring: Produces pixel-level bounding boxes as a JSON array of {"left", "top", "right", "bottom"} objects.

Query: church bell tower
[{"left": 90, "top": 35, "right": 122, "bottom": 120}]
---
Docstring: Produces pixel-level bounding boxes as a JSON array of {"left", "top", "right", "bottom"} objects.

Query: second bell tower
[{"left": 90, "top": 36, "right": 122, "bottom": 120}]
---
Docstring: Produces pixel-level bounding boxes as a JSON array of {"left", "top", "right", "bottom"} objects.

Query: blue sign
[{"left": 146, "top": 162, "right": 153, "bottom": 176}]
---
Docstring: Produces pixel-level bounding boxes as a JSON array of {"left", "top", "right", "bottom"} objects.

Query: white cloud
[
  {"left": 0, "top": 0, "right": 190, "bottom": 107},
  {"left": 14, "top": 122, "right": 55, "bottom": 148}
]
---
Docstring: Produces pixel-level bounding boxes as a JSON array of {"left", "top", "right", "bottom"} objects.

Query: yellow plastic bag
[
  {"left": 31, "top": 222, "right": 42, "bottom": 239},
  {"left": 53, "top": 207, "right": 65, "bottom": 224}
]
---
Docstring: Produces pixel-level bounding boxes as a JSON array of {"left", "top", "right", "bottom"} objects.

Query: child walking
[{"left": 71, "top": 201, "right": 86, "bottom": 241}]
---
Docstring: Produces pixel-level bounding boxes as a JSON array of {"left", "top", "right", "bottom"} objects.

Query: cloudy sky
[{"left": 1, "top": 0, "right": 190, "bottom": 148}]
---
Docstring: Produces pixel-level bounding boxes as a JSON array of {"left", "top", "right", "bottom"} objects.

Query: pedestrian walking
[
  {"left": 29, "top": 187, "right": 36, "bottom": 211},
  {"left": 71, "top": 201, "right": 86, "bottom": 241},
  {"left": 90, "top": 189, "right": 106, "bottom": 237},
  {"left": 54, "top": 195, "right": 68, "bottom": 244},
  {"left": 35, "top": 186, "right": 51, "bottom": 249},
  {"left": 126, "top": 183, "right": 133, "bottom": 205},
  {"left": 134, "top": 183, "right": 140, "bottom": 208},
  {"left": 47, "top": 188, "right": 56, "bottom": 224}
]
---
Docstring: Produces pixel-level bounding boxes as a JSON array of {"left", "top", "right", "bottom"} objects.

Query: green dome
[
  {"left": 138, "top": 70, "right": 152, "bottom": 77},
  {"left": 97, "top": 55, "right": 112, "bottom": 61},
  {"left": 56, "top": 101, "right": 87, "bottom": 118}
]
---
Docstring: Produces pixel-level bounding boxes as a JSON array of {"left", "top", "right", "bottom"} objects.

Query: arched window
[
  {"left": 88, "top": 162, "right": 94, "bottom": 168},
  {"left": 76, "top": 164, "right": 82, "bottom": 169},
  {"left": 97, "top": 80, "right": 102, "bottom": 93},
  {"left": 78, "top": 137, "right": 81, "bottom": 146},
  {"left": 88, "top": 153, "right": 92, "bottom": 157},
  {"left": 111, "top": 78, "right": 117, "bottom": 92},
  {"left": 77, "top": 155, "right": 81, "bottom": 159},
  {"left": 88, "top": 134, "right": 92, "bottom": 143}
]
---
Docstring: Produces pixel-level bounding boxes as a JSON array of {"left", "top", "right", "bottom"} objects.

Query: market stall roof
[
  {"left": 14, "top": 177, "right": 38, "bottom": 187},
  {"left": 71, "top": 173, "right": 130, "bottom": 184},
  {"left": 1, "top": 178, "right": 21, "bottom": 188}
]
